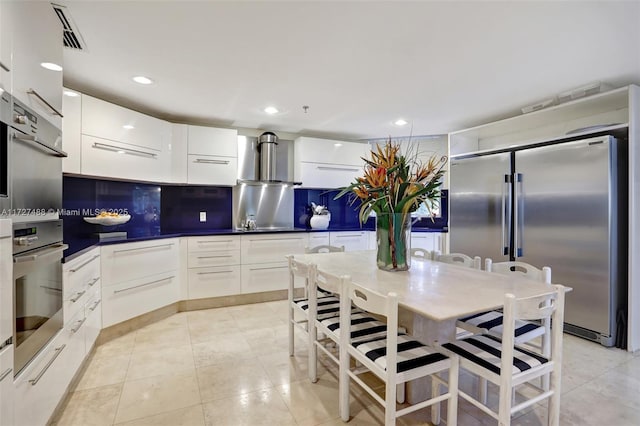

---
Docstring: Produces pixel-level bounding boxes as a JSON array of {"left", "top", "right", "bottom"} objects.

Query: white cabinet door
[
  {"left": 241, "top": 262, "right": 291, "bottom": 293},
  {"left": 102, "top": 272, "right": 179, "bottom": 327},
  {"left": 63, "top": 248, "right": 100, "bottom": 324},
  {"left": 7, "top": 1, "right": 63, "bottom": 129},
  {"left": 0, "top": 2, "right": 11, "bottom": 94},
  {"left": 294, "top": 137, "right": 367, "bottom": 164},
  {"left": 84, "top": 287, "right": 102, "bottom": 352},
  {"left": 307, "top": 232, "right": 330, "bottom": 249},
  {"left": 81, "top": 95, "right": 169, "bottom": 152},
  {"left": 0, "top": 346, "right": 13, "bottom": 426},
  {"left": 295, "top": 162, "right": 363, "bottom": 189},
  {"left": 0, "top": 222, "right": 12, "bottom": 343},
  {"left": 101, "top": 239, "right": 179, "bottom": 287},
  {"left": 187, "top": 154, "right": 238, "bottom": 186},
  {"left": 81, "top": 135, "right": 169, "bottom": 183},
  {"left": 170, "top": 123, "right": 188, "bottom": 183},
  {"left": 241, "top": 234, "right": 308, "bottom": 264},
  {"left": 329, "top": 231, "right": 369, "bottom": 252},
  {"left": 188, "top": 125, "right": 238, "bottom": 157},
  {"left": 188, "top": 265, "right": 241, "bottom": 299},
  {"left": 187, "top": 251, "right": 241, "bottom": 268},
  {"left": 410, "top": 232, "right": 443, "bottom": 253},
  {"left": 187, "top": 236, "right": 240, "bottom": 253},
  {"left": 62, "top": 88, "right": 82, "bottom": 173}
]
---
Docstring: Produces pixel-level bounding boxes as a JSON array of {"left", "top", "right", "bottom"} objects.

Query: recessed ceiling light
[
  {"left": 63, "top": 90, "right": 79, "bottom": 97},
  {"left": 117, "top": 150, "right": 125, "bottom": 154},
  {"left": 123, "top": 125, "right": 135, "bottom": 129},
  {"left": 264, "top": 106, "right": 279, "bottom": 114},
  {"left": 334, "top": 143, "right": 342, "bottom": 147},
  {"left": 132, "top": 76, "right": 153, "bottom": 85},
  {"left": 41, "top": 62, "right": 62, "bottom": 71},
  {"left": 394, "top": 119, "right": 408, "bottom": 126}
]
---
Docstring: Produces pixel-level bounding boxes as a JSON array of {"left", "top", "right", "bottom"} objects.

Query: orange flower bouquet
[{"left": 335, "top": 139, "right": 446, "bottom": 271}]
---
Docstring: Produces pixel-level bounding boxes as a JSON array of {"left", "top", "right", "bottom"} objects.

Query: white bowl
[{"left": 83, "top": 214, "right": 131, "bottom": 226}]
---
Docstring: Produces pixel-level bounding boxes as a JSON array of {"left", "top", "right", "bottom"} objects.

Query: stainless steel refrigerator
[{"left": 449, "top": 135, "right": 627, "bottom": 347}]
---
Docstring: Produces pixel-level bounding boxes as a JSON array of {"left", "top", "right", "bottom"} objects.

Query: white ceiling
[{"left": 61, "top": 0, "right": 640, "bottom": 141}]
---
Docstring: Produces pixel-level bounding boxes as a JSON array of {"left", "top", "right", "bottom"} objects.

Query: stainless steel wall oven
[{"left": 13, "top": 220, "right": 67, "bottom": 376}]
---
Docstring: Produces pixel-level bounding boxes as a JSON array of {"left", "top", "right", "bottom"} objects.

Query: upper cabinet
[
  {"left": 186, "top": 125, "right": 238, "bottom": 186},
  {"left": 61, "top": 88, "right": 81, "bottom": 174},
  {"left": 5, "top": 1, "right": 63, "bottom": 129},
  {"left": 294, "top": 137, "right": 368, "bottom": 188},
  {"left": 0, "top": 2, "right": 11, "bottom": 94}
]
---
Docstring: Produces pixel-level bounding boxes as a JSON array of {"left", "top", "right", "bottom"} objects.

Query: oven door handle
[
  {"left": 12, "top": 132, "right": 68, "bottom": 158},
  {"left": 14, "top": 244, "right": 69, "bottom": 264}
]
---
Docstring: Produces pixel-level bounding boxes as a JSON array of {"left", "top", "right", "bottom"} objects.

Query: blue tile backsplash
[
  {"left": 294, "top": 188, "right": 375, "bottom": 230},
  {"left": 161, "top": 186, "right": 232, "bottom": 232}
]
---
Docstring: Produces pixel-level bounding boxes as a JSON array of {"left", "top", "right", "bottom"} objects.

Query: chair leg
[
  {"left": 308, "top": 322, "right": 318, "bottom": 383},
  {"left": 498, "top": 379, "right": 513, "bottom": 426},
  {"left": 479, "top": 377, "right": 488, "bottom": 405},
  {"left": 447, "top": 358, "right": 459, "bottom": 426},
  {"left": 548, "top": 371, "right": 561, "bottom": 426},
  {"left": 339, "top": 346, "right": 350, "bottom": 421},
  {"left": 385, "top": 380, "right": 397, "bottom": 426},
  {"left": 288, "top": 309, "right": 294, "bottom": 357},
  {"left": 431, "top": 376, "right": 441, "bottom": 425}
]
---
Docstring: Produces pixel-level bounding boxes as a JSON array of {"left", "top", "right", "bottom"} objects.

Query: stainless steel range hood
[{"left": 236, "top": 133, "right": 300, "bottom": 185}]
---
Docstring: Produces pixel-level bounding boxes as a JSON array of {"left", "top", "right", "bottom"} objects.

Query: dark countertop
[{"left": 63, "top": 225, "right": 446, "bottom": 263}]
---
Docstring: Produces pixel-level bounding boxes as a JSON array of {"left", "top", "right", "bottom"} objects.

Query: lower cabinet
[
  {"left": 84, "top": 286, "right": 102, "bottom": 351},
  {"left": 329, "top": 231, "right": 369, "bottom": 251},
  {"left": 307, "top": 232, "right": 330, "bottom": 249},
  {"left": 241, "top": 262, "right": 292, "bottom": 293},
  {"left": 0, "top": 345, "right": 13, "bottom": 426},
  {"left": 188, "top": 265, "right": 241, "bottom": 298},
  {"left": 410, "top": 232, "right": 445, "bottom": 253}
]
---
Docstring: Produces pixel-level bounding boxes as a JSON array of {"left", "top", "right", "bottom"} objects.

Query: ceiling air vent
[{"left": 51, "top": 3, "right": 87, "bottom": 51}]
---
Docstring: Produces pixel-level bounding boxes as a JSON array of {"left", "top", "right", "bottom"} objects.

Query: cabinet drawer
[
  {"left": 84, "top": 288, "right": 102, "bottom": 352},
  {"left": 241, "top": 262, "right": 294, "bottom": 294},
  {"left": 187, "top": 125, "right": 238, "bottom": 157},
  {"left": 240, "top": 234, "right": 308, "bottom": 264},
  {"left": 329, "top": 231, "right": 369, "bottom": 252},
  {"left": 187, "top": 236, "right": 240, "bottom": 253},
  {"left": 296, "top": 161, "right": 363, "bottom": 189},
  {"left": 64, "top": 279, "right": 95, "bottom": 326},
  {"left": 187, "top": 154, "right": 238, "bottom": 186},
  {"left": 63, "top": 249, "right": 100, "bottom": 296},
  {"left": 410, "top": 232, "right": 442, "bottom": 253},
  {"left": 0, "top": 345, "right": 13, "bottom": 426},
  {"left": 102, "top": 272, "right": 179, "bottom": 327},
  {"left": 188, "top": 265, "right": 241, "bottom": 299},
  {"left": 187, "top": 250, "right": 240, "bottom": 268},
  {"left": 307, "top": 233, "right": 330, "bottom": 249},
  {"left": 101, "top": 239, "right": 179, "bottom": 286}
]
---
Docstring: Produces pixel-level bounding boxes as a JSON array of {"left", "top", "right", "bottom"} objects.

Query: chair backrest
[
  {"left": 287, "top": 255, "right": 317, "bottom": 297},
  {"left": 305, "top": 244, "right": 345, "bottom": 254},
  {"left": 500, "top": 285, "right": 565, "bottom": 375},
  {"left": 313, "top": 268, "right": 343, "bottom": 295},
  {"left": 485, "top": 258, "right": 551, "bottom": 284},
  {"left": 434, "top": 252, "right": 482, "bottom": 270},
  {"left": 410, "top": 248, "right": 435, "bottom": 260}
]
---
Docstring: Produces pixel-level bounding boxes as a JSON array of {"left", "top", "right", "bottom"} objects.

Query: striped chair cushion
[
  {"left": 354, "top": 334, "right": 449, "bottom": 373},
  {"left": 294, "top": 295, "right": 341, "bottom": 319},
  {"left": 459, "top": 310, "right": 545, "bottom": 342},
  {"left": 320, "top": 312, "right": 388, "bottom": 342},
  {"left": 442, "top": 334, "right": 549, "bottom": 375}
]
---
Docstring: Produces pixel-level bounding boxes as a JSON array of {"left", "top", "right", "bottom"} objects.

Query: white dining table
[{"left": 296, "top": 250, "right": 556, "bottom": 325}]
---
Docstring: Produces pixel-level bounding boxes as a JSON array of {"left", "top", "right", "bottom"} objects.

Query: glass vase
[{"left": 376, "top": 213, "right": 411, "bottom": 272}]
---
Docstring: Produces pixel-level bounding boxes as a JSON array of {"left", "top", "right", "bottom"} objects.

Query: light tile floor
[{"left": 52, "top": 300, "right": 640, "bottom": 426}]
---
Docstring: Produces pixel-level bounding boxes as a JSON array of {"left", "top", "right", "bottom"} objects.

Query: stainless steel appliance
[
  {"left": 0, "top": 91, "right": 65, "bottom": 219},
  {"left": 12, "top": 220, "right": 67, "bottom": 375},
  {"left": 449, "top": 135, "right": 627, "bottom": 346}
]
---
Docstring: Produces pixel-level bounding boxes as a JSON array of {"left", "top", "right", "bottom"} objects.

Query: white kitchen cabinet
[
  {"left": 186, "top": 235, "right": 241, "bottom": 299},
  {"left": 241, "top": 262, "right": 291, "bottom": 294},
  {"left": 240, "top": 233, "right": 308, "bottom": 264},
  {"left": 307, "top": 232, "right": 330, "bottom": 249},
  {"left": 0, "top": 345, "right": 13, "bottom": 426},
  {"left": 84, "top": 286, "right": 102, "bottom": 352},
  {"left": 0, "top": 1, "right": 11, "bottom": 94},
  {"left": 188, "top": 125, "right": 238, "bottom": 157},
  {"left": 102, "top": 271, "right": 179, "bottom": 328},
  {"left": 294, "top": 137, "right": 367, "bottom": 188},
  {"left": 101, "top": 239, "right": 180, "bottom": 327},
  {"left": 82, "top": 94, "right": 170, "bottom": 152},
  {"left": 329, "top": 231, "right": 369, "bottom": 252},
  {"left": 410, "top": 232, "right": 445, "bottom": 254},
  {"left": 6, "top": 1, "right": 63, "bottom": 130},
  {"left": 61, "top": 88, "right": 82, "bottom": 173},
  {"left": 63, "top": 248, "right": 100, "bottom": 324},
  {"left": 170, "top": 124, "right": 188, "bottom": 183},
  {"left": 187, "top": 154, "right": 238, "bottom": 186},
  {"left": 101, "top": 239, "right": 179, "bottom": 286}
]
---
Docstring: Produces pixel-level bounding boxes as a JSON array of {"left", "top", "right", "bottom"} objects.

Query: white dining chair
[
  {"left": 305, "top": 244, "right": 345, "bottom": 254},
  {"left": 410, "top": 247, "right": 436, "bottom": 260},
  {"left": 287, "top": 255, "right": 339, "bottom": 357},
  {"left": 338, "top": 277, "right": 459, "bottom": 426},
  {"left": 442, "top": 285, "right": 566, "bottom": 426},
  {"left": 433, "top": 252, "right": 482, "bottom": 270}
]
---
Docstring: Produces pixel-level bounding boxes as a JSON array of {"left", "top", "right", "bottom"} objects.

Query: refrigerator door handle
[
  {"left": 514, "top": 172, "right": 524, "bottom": 257},
  {"left": 502, "top": 174, "right": 512, "bottom": 256}
]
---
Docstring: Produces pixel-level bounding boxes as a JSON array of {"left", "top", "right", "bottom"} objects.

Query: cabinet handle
[
  {"left": 29, "top": 344, "right": 66, "bottom": 386},
  {"left": 70, "top": 290, "right": 86, "bottom": 302},
  {"left": 40, "top": 285, "right": 62, "bottom": 292},
  {"left": 27, "top": 88, "right": 63, "bottom": 117},
  {"left": 0, "top": 61, "right": 9, "bottom": 72},
  {"left": 197, "top": 270, "right": 233, "bottom": 275},
  {"left": 197, "top": 255, "right": 233, "bottom": 259},
  {"left": 69, "top": 254, "right": 100, "bottom": 273},
  {"left": 334, "top": 234, "right": 362, "bottom": 238},
  {"left": 71, "top": 318, "right": 86, "bottom": 333},
  {"left": 89, "top": 299, "right": 102, "bottom": 311},
  {"left": 113, "top": 276, "right": 174, "bottom": 294},
  {"left": 316, "top": 166, "right": 360, "bottom": 172},
  {"left": 87, "top": 277, "right": 100, "bottom": 287},
  {"left": 114, "top": 243, "right": 173, "bottom": 254},
  {"left": 250, "top": 237, "right": 302, "bottom": 242},
  {"left": 0, "top": 368, "right": 12, "bottom": 382},
  {"left": 12, "top": 132, "right": 68, "bottom": 158},
  {"left": 250, "top": 266, "right": 287, "bottom": 271},
  {"left": 197, "top": 240, "right": 233, "bottom": 244},
  {"left": 93, "top": 142, "right": 157, "bottom": 158},
  {"left": 194, "top": 158, "right": 230, "bottom": 165}
]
